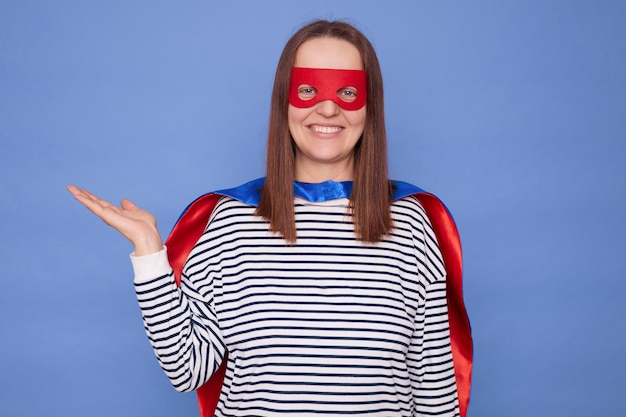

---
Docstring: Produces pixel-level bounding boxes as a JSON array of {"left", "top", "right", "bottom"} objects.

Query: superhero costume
[{"left": 163, "top": 178, "right": 472, "bottom": 417}]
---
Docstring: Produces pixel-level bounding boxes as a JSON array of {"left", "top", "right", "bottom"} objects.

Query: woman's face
[{"left": 288, "top": 37, "right": 366, "bottom": 183}]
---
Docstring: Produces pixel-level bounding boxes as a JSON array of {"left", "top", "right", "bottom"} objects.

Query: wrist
[{"left": 133, "top": 232, "right": 163, "bottom": 256}]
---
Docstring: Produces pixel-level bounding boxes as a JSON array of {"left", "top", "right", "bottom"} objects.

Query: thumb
[{"left": 120, "top": 199, "right": 139, "bottom": 211}]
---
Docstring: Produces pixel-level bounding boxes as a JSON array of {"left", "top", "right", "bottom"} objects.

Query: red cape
[{"left": 165, "top": 191, "right": 472, "bottom": 417}]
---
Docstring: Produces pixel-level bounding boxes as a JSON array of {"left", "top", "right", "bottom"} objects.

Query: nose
[{"left": 315, "top": 99, "right": 340, "bottom": 117}]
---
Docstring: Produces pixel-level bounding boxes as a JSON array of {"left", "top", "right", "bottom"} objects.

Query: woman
[{"left": 68, "top": 20, "right": 472, "bottom": 417}]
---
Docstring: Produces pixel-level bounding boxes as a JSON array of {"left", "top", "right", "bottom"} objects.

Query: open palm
[{"left": 67, "top": 185, "right": 163, "bottom": 255}]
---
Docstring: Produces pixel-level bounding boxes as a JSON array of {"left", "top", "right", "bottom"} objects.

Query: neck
[{"left": 294, "top": 160, "right": 355, "bottom": 183}]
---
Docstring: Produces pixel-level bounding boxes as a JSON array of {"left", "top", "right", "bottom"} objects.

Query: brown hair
[{"left": 256, "top": 20, "right": 393, "bottom": 243}]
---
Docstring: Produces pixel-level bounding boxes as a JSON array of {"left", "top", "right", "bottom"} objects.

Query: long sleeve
[
  {"left": 132, "top": 248, "right": 226, "bottom": 392},
  {"left": 407, "top": 278, "right": 460, "bottom": 416},
  {"left": 406, "top": 197, "right": 460, "bottom": 416}
]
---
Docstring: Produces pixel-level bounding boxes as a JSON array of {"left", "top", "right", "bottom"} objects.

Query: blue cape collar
[{"left": 214, "top": 177, "right": 425, "bottom": 207}]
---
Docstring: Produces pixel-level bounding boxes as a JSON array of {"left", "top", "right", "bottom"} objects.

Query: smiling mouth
[{"left": 309, "top": 125, "right": 343, "bottom": 134}]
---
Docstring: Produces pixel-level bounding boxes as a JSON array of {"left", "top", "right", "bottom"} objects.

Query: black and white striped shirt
[{"left": 133, "top": 196, "right": 460, "bottom": 416}]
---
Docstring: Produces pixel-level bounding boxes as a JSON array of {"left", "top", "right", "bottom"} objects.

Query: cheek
[
  {"left": 288, "top": 106, "right": 306, "bottom": 141},
  {"left": 346, "top": 107, "right": 367, "bottom": 130},
  {"left": 288, "top": 106, "right": 309, "bottom": 129}
]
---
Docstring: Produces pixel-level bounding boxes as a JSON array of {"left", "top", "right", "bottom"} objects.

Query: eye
[
  {"left": 337, "top": 87, "right": 358, "bottom": 102},
  {"left": 297, "top": 85, "right": 317, "bottom": 100}
]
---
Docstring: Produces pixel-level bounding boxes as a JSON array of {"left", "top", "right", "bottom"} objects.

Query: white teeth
[{"left": 311, "top": 125, "right": 342, "bottom": 134}]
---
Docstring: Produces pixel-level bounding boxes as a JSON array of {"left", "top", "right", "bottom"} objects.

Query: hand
[{"left": 67, "top": 185, "right": 164, "bottom": 256}]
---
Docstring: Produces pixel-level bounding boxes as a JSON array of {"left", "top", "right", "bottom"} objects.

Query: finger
[
  {"left": 121, "top": 198, "right": 139, "bottom": 211},
  {"left": 67, "top": 185, "right": 87, "bottom": 198},
  {"left": 67, "top": 185, "right": 99, "bottom": 203},
  {"left": 76, "top": 187, "right": 101, "bottom": 201},
  {"left": 72, "top": 192, "right": 107, "bottom": 214},
  {"left": 69, "top": 188, "right": 120, "bottom": 219},
  {"left": 74, "top": 188, "right": 120, "bottom": 211}
]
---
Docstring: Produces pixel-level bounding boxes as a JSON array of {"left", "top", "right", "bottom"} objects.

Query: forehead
[{"left": 294, "top": 37, "right": 363, "bottom": 71}]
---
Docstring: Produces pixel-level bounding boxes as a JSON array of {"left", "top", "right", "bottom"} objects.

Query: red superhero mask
[{"left": 289, "top": 67, "right": 367, "bottom": 111}]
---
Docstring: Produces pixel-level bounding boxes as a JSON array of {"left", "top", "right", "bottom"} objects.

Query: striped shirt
[{"left": 133, "top": 196, "right": 460, "bottom": 416}]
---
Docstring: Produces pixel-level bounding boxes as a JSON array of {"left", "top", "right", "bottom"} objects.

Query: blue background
[{"left": 1, "top": 1, "right": 625, "bottom": 416}]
